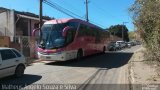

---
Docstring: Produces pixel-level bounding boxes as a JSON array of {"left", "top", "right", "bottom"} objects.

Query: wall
[
  {"left": 0, "top": 11, "right": 7, "bottom": 36},
  {"left": 8, "top": 10, "right": 15, "bottom": 37},
  {"left": 0, "top": 36, "right": 10, "bottom": 47},
  {"left": 0, "top": 10, "right": 15, "bottom": 41}
]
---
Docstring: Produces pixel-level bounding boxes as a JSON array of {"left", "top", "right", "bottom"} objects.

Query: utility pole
[
  {"left": 85, "top": 0, "right": 89, "bottom": 22},
  {"left": 39, "top": 0, "right": 43, "bottom": 28},
  {"left": 39, "top": 0, "right": 43, "bottom": 40},
  {"left": 122, "top": 22, "right": 128, "bottom": 41},
  {"left": 122, "top": 23, "right": 124, "bottom": 41}
]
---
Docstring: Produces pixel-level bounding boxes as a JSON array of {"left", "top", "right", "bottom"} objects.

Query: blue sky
[{"left": 0, "top": 0, "right": 135, "bottom": 31}]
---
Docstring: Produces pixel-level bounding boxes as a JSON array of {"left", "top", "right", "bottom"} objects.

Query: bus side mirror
[
  {"left": 32, "top": 28, "right": 40, "bottom": 36},
  {"left": 62, "top": 26, "right": 71, "bottom": 37}
]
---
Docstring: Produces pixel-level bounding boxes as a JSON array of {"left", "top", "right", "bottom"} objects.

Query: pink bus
[{"left": 33, "top": 18, "right": 110, "bottom": 61}]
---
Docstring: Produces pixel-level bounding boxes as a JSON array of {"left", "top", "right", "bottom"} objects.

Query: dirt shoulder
[{"left": 128, "top": 47, "right": 160, "bottom": 89}]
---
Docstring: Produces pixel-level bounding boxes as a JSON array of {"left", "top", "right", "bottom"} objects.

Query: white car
[
  {"left": 0, "top": 47, "right": 26, "bottom": 78},
  {"left": 127, "top": 42, "right": 131, "bottom": 48},
  {"left": 116, "top": 41, "right": 126, "bottom": 49}
]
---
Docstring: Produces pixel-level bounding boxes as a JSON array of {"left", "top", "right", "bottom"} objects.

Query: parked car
[
  {"left": 124, "top": 42, "right": 128, "bottom": 47},
  {"left": 135, "top": 40, "right": 141, "bottom": 45},
  {"left": 126, "top": 42, "right": 131, "bottom": 48},
  {"left": 107, "top": 42, "right": 120, "bottom": 51},
  {"left": 130, "top": 41, "right": 136, "bottom": 46},
  {"left": 116, "top": 41, "right": 126, "bottom": 49},
  {"left": 0, "top": 47, "right": 26, "bottom": 78}
]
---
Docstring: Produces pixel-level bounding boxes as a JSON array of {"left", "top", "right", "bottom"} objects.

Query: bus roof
[{"left": 44, "top": 18, "right": 102, "bottom": 30}]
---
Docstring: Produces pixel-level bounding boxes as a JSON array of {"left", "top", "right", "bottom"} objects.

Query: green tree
[
  {"left": 128, "top": 31, "right": 135, "bottom": 40},
  {"left": 107, "top": 25, "right": 129, "bottom": 42},
  {"left": 129, "top": 0, "right": 160, "bottom": 62}
]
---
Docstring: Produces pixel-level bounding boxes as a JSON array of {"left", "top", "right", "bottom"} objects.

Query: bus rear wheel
[{"left": 77, "top": 50, "right": 83, "bottom": 60}]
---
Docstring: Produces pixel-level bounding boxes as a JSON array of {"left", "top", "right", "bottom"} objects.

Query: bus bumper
[{"left": 37, "top": 52, "right": 67, "bottom": 61}]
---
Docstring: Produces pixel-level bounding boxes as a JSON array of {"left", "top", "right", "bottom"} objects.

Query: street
[{"left": 0, "top": 45, "right": 141, "bottom": 90}]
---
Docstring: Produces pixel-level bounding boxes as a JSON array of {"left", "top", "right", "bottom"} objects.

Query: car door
[
  {"left": 11, "top": 49, "right": 26, "bottom": 65},
  {"left": 0, "top": 49, "right": 17, "bottom": 78}
]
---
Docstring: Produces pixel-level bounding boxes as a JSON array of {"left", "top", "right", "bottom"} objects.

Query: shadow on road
[
  {"left": 46, "top": 52, "right": 133, "bottom": 69},
  {"left": 0, "top": 74, "right": 42, "bottom": 89}
]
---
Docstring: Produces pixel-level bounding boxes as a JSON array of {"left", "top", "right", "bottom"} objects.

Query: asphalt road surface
[{"left": 0, "top": 45, "right": 142, "bottom": 90}]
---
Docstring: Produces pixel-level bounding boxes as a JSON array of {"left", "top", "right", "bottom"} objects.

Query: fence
[{"left": 0, "top": 36, "right": 38, "bottom": 65}]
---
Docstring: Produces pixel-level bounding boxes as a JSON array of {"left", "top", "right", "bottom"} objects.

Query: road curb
[
  {"left": 128, "top": 61, "right": 135, "bottom": 90},
  {"left": 128, "top": 47, "right": 143, "bottom": 90},
  {"left": 32, "top": 59, "right": 44, "bottom": 63}
]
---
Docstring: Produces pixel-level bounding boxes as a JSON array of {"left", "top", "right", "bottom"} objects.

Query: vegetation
[
  {"left": 128, "top": 31, "right": 136, "bottom": 40},
  {"left": 107, "top": 25, "right": 129, "bottom": 42},
  {"left": 129, "top": 0, "right": 160, "bottom": 62}
]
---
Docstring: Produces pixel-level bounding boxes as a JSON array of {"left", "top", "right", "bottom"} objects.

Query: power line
[
  {"left": 90, "top": 20, "right": 106, "bottom": 28},
  {"left": 43, "top": 0, "right": 75, "bottom": 18},
  {"left": 92, "top": 2, "right": 111, "bottom": 16},
  {"left": 43, "top": 0, "right": 85, "bottom": 20},
  {"left": 57, "top": 0, "right": 84, "bottom": 15},
  {"left": 91, "top": 1, "right": 122, "bottom": 21},
  {"left": 43, "top": 0, "right": 105, "bottom": 28}
]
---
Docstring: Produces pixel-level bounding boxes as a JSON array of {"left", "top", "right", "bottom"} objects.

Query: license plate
[{"left": 46, "top": 56, "right": 51, "bottom": 59}]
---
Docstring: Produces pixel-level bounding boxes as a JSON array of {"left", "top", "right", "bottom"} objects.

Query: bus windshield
[{"left": 39, "top": 24, "right": 65, "bottom": 49}]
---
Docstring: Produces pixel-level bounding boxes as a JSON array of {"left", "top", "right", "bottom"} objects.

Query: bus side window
[
  {"left": 66, "top": 28, "right": 76, "bottom": 44},
  {"left": 78, "top": 24, "right": 85, "bottom": 37},
  {"left": 95, "top": 29, "right": 101, "bottom": 43},
  {"left": 78, "top": 24, "right": 93, "bottom": 36},
  {"left": 68, "top": 22, "right": 79, "bottom": 29}
]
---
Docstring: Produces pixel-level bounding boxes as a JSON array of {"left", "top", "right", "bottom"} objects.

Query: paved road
[{"left": 0, "top": 45, "right": 142, "bottom": 90}]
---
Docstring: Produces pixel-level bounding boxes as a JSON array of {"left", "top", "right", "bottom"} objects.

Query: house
[
  {"left": 0, "top": 7, "right": 53, "bottom": 37},
  {"left": 0, "top": 7, "right": 53, "bottom": 58}
]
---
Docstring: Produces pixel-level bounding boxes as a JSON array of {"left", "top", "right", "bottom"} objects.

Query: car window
[
  {"left": 11, "top": 49, "right": 22, "bottom": 57},
  {"left": 0, "top": 49, "right": 17, "bottom": 60}
]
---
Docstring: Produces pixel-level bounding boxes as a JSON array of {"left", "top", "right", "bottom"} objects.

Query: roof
[
  {"left": 44, "top": 18, "right": 102, "bottom": 29},
  {"left": 44, "top": 18, "right": 72, "bottom": 24},
  {"left": 0, "top": 7, "right": 53, "bottom": 20}
]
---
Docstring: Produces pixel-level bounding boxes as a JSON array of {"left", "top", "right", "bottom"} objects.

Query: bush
[{"left": 129, "top": 0, "right": 160, "bottom": 62}]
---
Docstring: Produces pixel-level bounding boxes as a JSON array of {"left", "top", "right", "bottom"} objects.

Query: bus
[{"left": 32, "top": 18, "right": 111, "bottom": 61}]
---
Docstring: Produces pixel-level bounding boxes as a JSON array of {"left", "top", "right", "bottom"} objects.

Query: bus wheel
[{"left": 77, "top": 50, "right": 83, "bottom": 60}]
